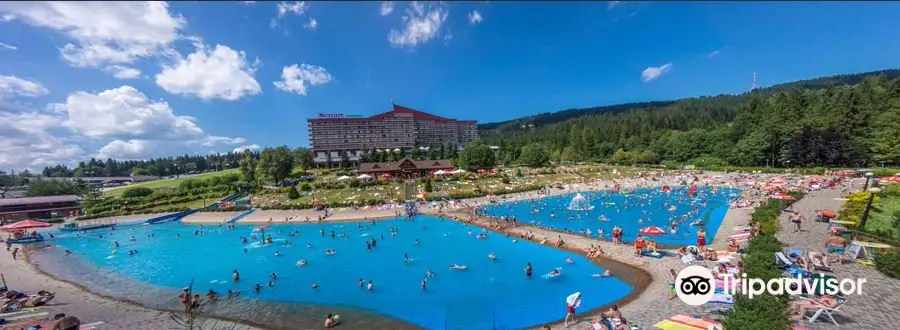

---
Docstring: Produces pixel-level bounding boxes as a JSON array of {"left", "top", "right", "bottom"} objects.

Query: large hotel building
[{"left": 308, "top": 104, "right": 477, "bottom": 164}]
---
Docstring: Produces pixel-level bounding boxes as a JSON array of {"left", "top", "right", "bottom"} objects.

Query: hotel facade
[{"left": 308, "top": 104, "right": 477, "bottom": 164}]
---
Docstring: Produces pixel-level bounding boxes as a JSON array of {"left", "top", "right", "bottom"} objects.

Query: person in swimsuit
[{"left": 790, "top": 211, "right": 804, "bottom": 232}]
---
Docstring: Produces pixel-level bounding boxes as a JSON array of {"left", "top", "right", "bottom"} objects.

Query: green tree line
[{"left": 479, "top": 71, "right": 900, "bottom": 168}]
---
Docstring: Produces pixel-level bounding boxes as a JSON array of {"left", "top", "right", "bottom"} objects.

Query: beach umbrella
[
  {"left": 566, "top": 292, "right": 582, "bottom": 308},
  {"left": 639, "top": 226, "right": 666, "bottom": 235},
  {"left": 0, "top": 220, "right": 52, "bottom": 231},
  {"left": 452, "top": 169, "right": 466, "bottom": 174},
  {"left": 357, "top": 174, "right": 372, "bottom": 180},
  {"left": 433, "top": 170, "right": 446, "bottom": 176},
  {"left": 253, "top": 225, "right": 269, "bottom": 231},
  {"left": 337, "top": 175, "right": 351, "bottom": 181}
]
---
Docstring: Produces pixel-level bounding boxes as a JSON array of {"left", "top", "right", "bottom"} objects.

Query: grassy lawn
[
  {"left": 869, "top": 194, "right": 900, "bottom": 240},
  {"left": 251, "top": 164, "right": 624, "bottom": 207},
  {"left": 102, "top": 168, "right": 241, "bottom": 197}
]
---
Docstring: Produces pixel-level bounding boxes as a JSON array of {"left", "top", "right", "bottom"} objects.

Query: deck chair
[
  {"left": 804, "top": 296, "right": 846, "bottom": 326},
  {"left": 808, "top": 251, "right": 833, "bottom": 272},
  {"left": 775, "top": 252, "right": 795, "bottom": 268}
]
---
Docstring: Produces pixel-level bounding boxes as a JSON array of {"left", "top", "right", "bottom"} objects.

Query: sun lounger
[
  {"left": 709, "top": 293, "right": 734, "bottom": 305},
  {"left": 775, "top": 252, "right": 795, "bottom": 268},
  {"left": 808, "top": 251, "right": 833, "bottom": 272},
  {"left": 787, "top": 248, "right": 803, "bottom": 258},
  {"left": 802, "top": 296, "right": 846, "bottom": 326}
]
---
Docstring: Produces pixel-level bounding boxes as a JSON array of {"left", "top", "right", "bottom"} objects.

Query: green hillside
[{"left": 478, "top": 68, "right": 900, "bottom": 168}]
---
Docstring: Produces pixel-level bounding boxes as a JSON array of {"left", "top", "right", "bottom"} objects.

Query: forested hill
[
  {"left": 478, "top": 68, "right": 900, "bottom": 134},
  {"left": 478, "top": 68, "right": 900, "bottom": 168}
]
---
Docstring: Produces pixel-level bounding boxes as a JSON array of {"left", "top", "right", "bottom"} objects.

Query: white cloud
[
  {"left": 277, "top": 1, "right": 306, "bottom": 18},
  {"left": 388, "top": 2, "right": 449, "bottom": 48},
  {"left": 0, "top": 75, "right": 49, "bottom": 98},
  {"left": 0, "top": 14, "right": 14, "bottom": 22},
  {"left": 641, "top": 63, "right": 672, "bottom": 82},
  {"left": 0, "top": 42, "right": 16, "bottom": 50},
  {"left": 607, "top": 1, "right": 623, "bottom": 10},
  {"left": 305, "top": 17, "right": 318, "bottom": 30},
  {"left": 380, "top": 1, "right": 395, "bottom": 16},
  {"left": 468, "top": 10, "right": 483, "bottom": 25},
  {"left": 0, "top": 111, "right": 84, "bottom": 169},
  {"left": 708, "top": 50, "right": 721, "bottom": 58},
  {"left": 273, "top": 64, "right": 333, "bottom": 96},
  {"left": 0, "top": 2, "right": 186, "bottom": 70},
  {"left": 54, "top": 85, "right": 204, "bottom": 140},
  {"left": 199, "top": 136, "right": 246, "bottom": 147},
  {"left": 155, "top": 43, "right": 261, "bottom": 101},
  {"left": 233, "top": 144, "right": 260, "bottom": 153},
  {"left": 242, "top": 1, "right": 256, "bottom": 4},
  {"left": 106, "top": 65, "right": 142, "bottom": 79}
]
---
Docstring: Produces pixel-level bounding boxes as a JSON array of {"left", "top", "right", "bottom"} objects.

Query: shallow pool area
[
  {"left": 479, "top": 186, "right": 736, "bottom": 246},
  {"left": 40, "top": 215, "right": 633, "bottom": 329}
]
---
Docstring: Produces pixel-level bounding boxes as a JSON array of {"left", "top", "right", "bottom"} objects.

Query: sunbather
[{"left": 790, "top": 295, "right": 839, "bottom": 320}]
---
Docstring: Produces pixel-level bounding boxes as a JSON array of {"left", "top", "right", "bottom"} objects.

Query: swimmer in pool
[
  {"left": 524, "top": 262, "right": 533, "bottom": 277},
  {"left": 566, "top": 257, "right": 574, "bottom": 264},
  {"left": 488, "top": 251, "right": 497, "bottom": 261},
  {"left": 274, "top": 251, "right": 281, "bottom": 256},
  {"left": 367, "top": 280, "right": 373, "bottom": 291},
  {"left": 254, "top": 283, "right": 261, "bottom": 293},
  {"left": 592, "top": 270, "right": 612, "bottom": 277},
  {"left": 358, "top": 279, "right": 365, "bottom": 288},
  {"left": 270, "top": 272, "right": 277, "bottom": 280},
  {"left": 413, "top": 239, "right": 420, "bottom": 245},
  {"left": 232, "top": 269, "right": 240, "bottom": 282},
  {"left": 425, "top": 269, "right": 436, "bottom": 279},
  {"left": 297, "top": 259, "right": 307, "bottom": 266},
  {"left": 549, "top": 269, "right": 561, "bottom": 276},
  {"left": 420, "top": 279, "right": 427, "bottom": 290},
  {"left": 307, "top": 243, "right": 313, "bottom": 248}
]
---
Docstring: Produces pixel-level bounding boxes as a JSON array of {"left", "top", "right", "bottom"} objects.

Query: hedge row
[
  {"left": 75, "top": 206, "right": 191, "bottom": 221},
  {"left": 723, "top": 192, "right": 803, "bottom": 330}
]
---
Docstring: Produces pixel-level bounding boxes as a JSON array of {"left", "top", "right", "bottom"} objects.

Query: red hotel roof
[{"left": 309, "top": 104, "right": 474, "bottom": 124}]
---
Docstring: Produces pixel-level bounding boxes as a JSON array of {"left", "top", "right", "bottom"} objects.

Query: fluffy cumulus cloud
[
  {"left": 0, "top": 75, "right": 49, "bottom": 98},
  {"left": 468, "top": 10, "right": 483, "bottom": 25},
  {"left": 233, "top": 144, "right": 260, "bottom": 153},
  {"left": 54, "top": 85, "right": 204, "bottom": 140},
  {"left": 0, "top": 2, "right": 185, "bottom": 74},
  {"left": 155, "top": 44, "right": 262, "bottom": 101},
  {"left": 380, "top": 1, "right": 394, "bottom": 16},
  {"left": 277, "top": 1, "right": 306, "bottom": 18},
  {"left": 106, "top": 65, "right": 142, "bottom": 79},
  {"left": 641, "top": 63, "right": 672, "bottom": 82},
  {"left": 0, "top": 111, "right": 84, "bottom": 169},
  {"left": 388, "top": 2, "right": 449, "bottom": 48},
  {"left": 273, "top": 64, "right": 333, "bottom": 96}
]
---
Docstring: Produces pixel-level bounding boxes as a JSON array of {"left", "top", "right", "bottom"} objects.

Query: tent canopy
[{"left": 639, "top": 226, "right": 666, "bottom": 235}]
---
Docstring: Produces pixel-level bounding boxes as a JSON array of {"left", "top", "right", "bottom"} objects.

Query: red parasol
[
  {"left": 769, "top": 193, "right": 795, "bottom": 200},
  {"left": 639, "top": 226, "right": 666, "bottom": 235},
  {"left": 0, "top": 220, "right": 53, "bottom": 231},
  {"left": 491, "top": 168, "right": 499, "bottom": 173},
  {"left": 253, "top": 225, "right": 270, "bottom": 231}
]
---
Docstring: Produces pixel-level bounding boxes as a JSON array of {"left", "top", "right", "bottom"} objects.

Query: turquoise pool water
[
  {"left": 48, "top": 215, "right": 632, "bottom": 329},
  {"left": 479, "top": 186, "right": 736, "bottom": 246}
]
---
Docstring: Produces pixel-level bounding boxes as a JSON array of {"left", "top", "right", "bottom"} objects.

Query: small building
[
  {"left": 0, "top": 195, "right": 82, "bottom": 223},
  {"left": 359, "top": 157, "right": 454, "bottom": 179}
]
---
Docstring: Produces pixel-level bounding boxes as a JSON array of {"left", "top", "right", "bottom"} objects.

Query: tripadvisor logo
[{"left": 674, "top": 265, "right": 866, "bottom": 306}]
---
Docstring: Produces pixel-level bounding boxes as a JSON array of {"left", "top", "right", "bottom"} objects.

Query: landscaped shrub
[
  {"left": 287, "top": 186, "right": 300, "bottom": 199},
  {"left": 299, "top": 182, "right": 312, "bottom": 191},
  {"left": 875, "top": 250, "right": 900, "bottom": 279},
  {"left": 424, "top": 179, "right": 433, "bottom": 193},
  {"left": 121, "top": 187, "right": 155, "bottom": 198}
]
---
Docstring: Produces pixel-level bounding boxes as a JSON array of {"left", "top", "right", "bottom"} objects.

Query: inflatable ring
[{"left": 686, "top": 245, "right": 700, "bottom": 255}]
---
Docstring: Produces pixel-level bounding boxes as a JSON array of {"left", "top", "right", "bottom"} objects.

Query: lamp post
[
  {"left": 862, "top": 172, "right": 874, "bottom": 192},
  {"left": 858, "top": 186, "right": 882, "bottom": 231}
]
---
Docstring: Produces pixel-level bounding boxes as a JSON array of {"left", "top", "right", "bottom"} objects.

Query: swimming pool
[
  {"left": 479, "top": 186, "right": 737, "bottom": 246},
  {"left": 43, "top": 215, "right": 632, "bottom": 329}
]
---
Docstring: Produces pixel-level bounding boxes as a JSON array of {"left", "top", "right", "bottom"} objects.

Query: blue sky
[{"left": 1, "top": 1, "right": 899, "bottom": 170}]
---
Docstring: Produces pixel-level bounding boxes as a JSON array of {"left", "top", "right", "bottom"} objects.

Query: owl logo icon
[{"left": 675, "top": 266, "right": 715, "bottom": 306}]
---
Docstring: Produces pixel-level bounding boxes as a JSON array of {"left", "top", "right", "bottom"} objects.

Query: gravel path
[{"left": 775, "top": 188, "right": 900, "bottom": 330}]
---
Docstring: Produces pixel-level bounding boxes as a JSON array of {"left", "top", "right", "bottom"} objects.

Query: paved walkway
[{"left": 775, "top": 189, "right": 900, "bottom": 330}]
